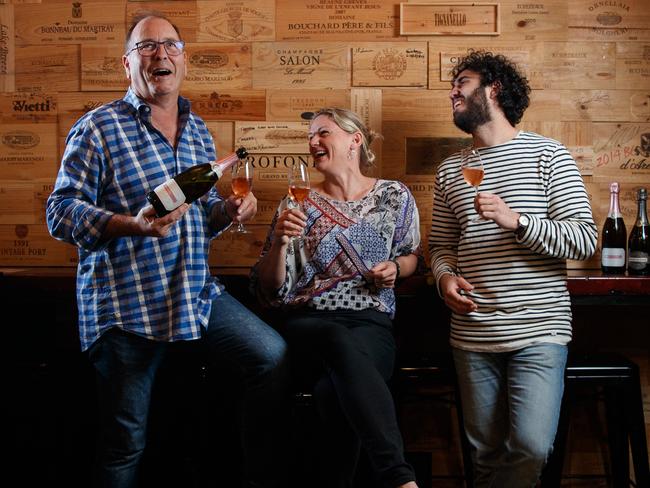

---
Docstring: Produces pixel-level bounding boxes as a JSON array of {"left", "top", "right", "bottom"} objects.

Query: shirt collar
[{"left": 123, "top": 87, "right": 191, "bottom": 119}]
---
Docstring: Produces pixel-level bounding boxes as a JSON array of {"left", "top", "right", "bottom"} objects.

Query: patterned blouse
[{"left": 251, "top": 179, "right": 421, "bottom": 318}]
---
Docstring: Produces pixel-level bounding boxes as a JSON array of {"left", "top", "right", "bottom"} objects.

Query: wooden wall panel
[
  {"left": 275, "top": 0, "right": 400, "bottom": 42},
  {"left": 568, "top": 0, "right": 650, "bottom": 41},
  {"left": 125, "top": 1, "right": 199, "bottom": 43},
  {"left": 352, "top": 42, "right": 427, "bottom": 87},
  {"left": 252, "top": 42, "right": 350, "bottom": 89},
  {"left": 15, "top": 44, "right": 80, "bottom": 92},
  {"left": 81, "top": 44, "right": 128, "bottom": 91},
  {"left": 0, "top": 3, "right": 15, "bottom": 92},
  {"left": 265, "top": 89, "right": 351, "bottom": 121},
  {"left": 196, "top": 0, "right": 275, "bottom": 43},
  {"left": 0, "top": 122, "right": 58, "bottom": 179},
  {"left": 184, "top": 90, "right": 266, "bottom": 121},
  {"left": 428, "top": 40, "right": 545, "bottom": 89},
  {"left": 543, "top": 42, "right": 616, "bottom": 89},
  {"left": 0, "top": 223, "right": 78, "bottom": 266},
  {"left": 184, "top": 43, "right": 252, "bottom": 91},
  {"left": 14, "top": 0, "right": 125, "bottom": 46}
]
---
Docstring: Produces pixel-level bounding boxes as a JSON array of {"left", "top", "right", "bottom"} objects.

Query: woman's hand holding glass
[
  {"left": 274, "top": 207, "right": 307, "bottom": 245},
  {"left": 287, "top": 161, "right": 311, "bottom": 241}
]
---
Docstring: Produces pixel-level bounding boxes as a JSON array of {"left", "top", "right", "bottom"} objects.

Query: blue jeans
[
  {"left": 452, "top": 343, "right": 568, "bottom": 488},
  {"left": 88, "top": 291, "right": 289, "bottom": 488}
]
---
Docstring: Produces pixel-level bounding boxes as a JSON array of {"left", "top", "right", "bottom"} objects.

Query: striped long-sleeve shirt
[{"left": 428, "top": 131, "right": 597, "bottom": 352}]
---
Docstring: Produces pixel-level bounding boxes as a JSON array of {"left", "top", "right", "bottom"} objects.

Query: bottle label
[
  {"left": 153, "top": 179, "right": 186, "bottom": 211},
  {"left": 628, "top": 252, "right": 649, "bottom": 270},
  {"left": 601, "top": 248, "right": 625, "bottom": 267}
]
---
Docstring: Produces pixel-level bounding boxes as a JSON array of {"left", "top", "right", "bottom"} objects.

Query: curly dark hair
[{"left": 451, "top": 50, "right": 531, "bottom": 126}]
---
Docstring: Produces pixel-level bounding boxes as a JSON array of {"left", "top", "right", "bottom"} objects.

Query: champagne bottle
[
  {"left": 601, "top": 182, "right": 627, "bottom": 275},
  {"left": 627, "top": 188, "right": 649, "bottom": 275},
  {"left": 147, "top": 147, "right": 248, "bottom": 217}
]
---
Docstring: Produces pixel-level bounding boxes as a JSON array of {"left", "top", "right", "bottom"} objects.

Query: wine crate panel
[
  {"left": 252, "top": 42, "right": 350, "bottom": 90},
  {"left": 521, "top": 90, "right": 562, "bottom": 123},
  {"left": 0, "top": 122, "right": 58, "bottom": 179},
  {"left": 543, "top": 42, "right": 616, "bottom": 90},
  {"left": 57, "top": 91, "right": 123, "bottom": 139},
  {"left": 383, "top": 89, "right": 451, "bottom": 122},
  {"left": 630, "top": 92, "right": 650, "bottom": 123},
  {"left": 185, "top": 43, "right": 252, "bottom": 91},
  {"left": 560, "top": 90, "right": 649, "bottom": 123},
  {"left": 15, "top": 44, "right": 79, "bottom": 92},
  {"left": 215, "top": 153, "right": 324, "bottom": 206},
  {"left": 234, "top": 121, "right": 309, "bottom": 154},
  {"left": 568, "top": 0, "right": 650, "bottom": 41},
  {"left": 400, "top": 2, "right": 500, "bottom": 36},
  {"left": 125, "top": 1, "right": 199, "bottom": 43},
  {"left": 209, "top": 224, "right": 267, "bottom": 268},
  {"left": 0, "top": 3, "right": 15, "bottom": 92},
  {"left": 616, "top": 57, "right": 650, "bottom": 91},
  {"left": 351, "top": 88, "right": 383, "bottom": 177},
  {"left": 498, "top": 0, "right": 568, "bottom": 42},
  {"left": 0, "top": 223, "right": 78, "bottom": 266},
  {"left": 81, "top": 44, "right": 128, "bottom": 91},
  {"left": 382, "top": 120, "right": 470, "bottom": 180},
  {"left": 0, "top": 177, "right": 54, "bottom": 224},
  {"left": 0, "top": 92, "right": 57, "bottom": 123},
  {"left": 183, "top": 90, "right": 266, "bottom": 121},
  {"left": 275, "top": 0, "right": 400, "bottom": 42},
  {"left": 351, "top": 42, "right": 427, "bottom": 87},
  {"left": 196, "top": 0, "right": 274, "bottom": 43},
  {"left": 428, "top": 40, "right": 545, "bottom": 90},
  {"left": 205, "top": 121, "right": 234, "bottom": 158},
  {"left": 403, "top": 175, "right": 435, "bottom": 223},
  {"left": 265, "top": 89, "right": 351, "bottom": 121},
  {"left": 592, "top": 122, "right": 650, "bottom": 183},
  {"left": 14, "top": 1, "right": 125, "bottom": 46}
]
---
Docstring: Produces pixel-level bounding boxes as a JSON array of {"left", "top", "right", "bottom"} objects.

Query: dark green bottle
[
  {"left": 627, "top": 188, "right": 649, "bottom": 275},
  {"left": 147, "top": 147, "right": 248, "bottom": 217}
]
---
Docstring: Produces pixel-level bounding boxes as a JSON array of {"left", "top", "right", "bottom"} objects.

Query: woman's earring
[{"left": 347, "top": 148, "right": 357, "bottom": 161}]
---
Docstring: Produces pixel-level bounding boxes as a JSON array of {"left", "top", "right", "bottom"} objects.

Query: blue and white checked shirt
[{"left": 47, "top": 88, "right": 226, "bottom": 351}]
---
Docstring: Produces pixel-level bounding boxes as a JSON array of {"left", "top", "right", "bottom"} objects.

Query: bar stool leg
[
  {"left": 604, "top": 385, "right": 630, "bottom": 488},
  {"left": 625, "top": 366, "right": 650, "bottom": 487}
]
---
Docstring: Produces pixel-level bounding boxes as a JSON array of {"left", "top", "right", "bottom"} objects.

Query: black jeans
[{"left": 280, "top": 308, "right": 415, "bottom": 488}]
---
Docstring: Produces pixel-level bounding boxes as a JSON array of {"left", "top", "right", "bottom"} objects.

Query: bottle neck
[
  {"left": 636, "top": 197, "right": 648, "bottom": 226},
  {"left": 608, "top": 190, "right": 621, "bottom": 218},
  {"left": 211, "top": 151, "right": 241, "bottom": 177}
]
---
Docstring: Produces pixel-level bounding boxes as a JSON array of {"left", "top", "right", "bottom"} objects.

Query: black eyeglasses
[{"left": 125, "top": 39, "right": 185, "bottom": 57}]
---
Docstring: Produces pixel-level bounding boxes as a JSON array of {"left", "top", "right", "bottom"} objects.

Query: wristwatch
[{"left": 515, "top": 213, "right": 530, "bottom": 238}]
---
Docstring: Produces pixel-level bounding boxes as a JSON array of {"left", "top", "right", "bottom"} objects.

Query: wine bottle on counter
[
  {"left": 147, "top": 147, "right": 249, "bottom": 217},
  {"left": 601, "top": 181, "right": 627, "bottom": 275},
  {"left": 627, "top": 187, "right": 649, "bottom": 276}
]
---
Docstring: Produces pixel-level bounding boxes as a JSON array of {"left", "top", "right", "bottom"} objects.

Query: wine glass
[
  {"left": 230, "top": 158, "right": 253, "bottom": 234},
  {"left": 287, "top": 160, "right": 311, "bottom": 239},
  {"left": 460, "top": 147, "right": 485, "bottom": 222}
]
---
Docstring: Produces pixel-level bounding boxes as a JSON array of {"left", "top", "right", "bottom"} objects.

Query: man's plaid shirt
[{"left": 47, "top": 88, "right": 227, "bottom": 351}]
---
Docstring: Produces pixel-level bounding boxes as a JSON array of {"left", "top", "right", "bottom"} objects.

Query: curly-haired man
[{"left": 429, "top": 51, "right": 597, "bottom": 487}]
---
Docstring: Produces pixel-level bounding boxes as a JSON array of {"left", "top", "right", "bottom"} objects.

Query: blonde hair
[{"left": 311, "top": 108, "right": 382, "bottom": 169}]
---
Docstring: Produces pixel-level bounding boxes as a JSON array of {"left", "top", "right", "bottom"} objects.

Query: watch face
[{"left": 519, "top": 215, "right": 529, "bottom": 227}]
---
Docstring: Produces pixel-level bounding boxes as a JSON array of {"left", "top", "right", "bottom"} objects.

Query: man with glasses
[{"left": 46, "top": 12, "right": 288, "bottom": 488}]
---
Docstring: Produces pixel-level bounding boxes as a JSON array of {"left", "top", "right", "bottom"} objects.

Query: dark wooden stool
[{"left": 542, "top": 353, "right": 650, "bottom": 488}]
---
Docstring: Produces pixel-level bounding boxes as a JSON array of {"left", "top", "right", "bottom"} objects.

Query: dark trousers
[
  {"left": 88, "top": 291, "right": 289, "bottom": 488},
  {"left": 280, "top": 308, "right": 415, "bottom": 488}
]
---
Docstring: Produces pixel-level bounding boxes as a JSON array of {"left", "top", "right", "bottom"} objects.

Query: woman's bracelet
[{"left": 391, "top": 258, "right": 401, "bottom": 280}]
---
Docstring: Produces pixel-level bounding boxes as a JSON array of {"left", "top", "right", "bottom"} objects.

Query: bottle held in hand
[
  {"left": 147, "top": 147, "right": 248, "bottom": 217},
  {"left": 627, "top": 187, "right": 649, "bottom": 275},
  {"left": 601, "top": 182, "right": 627, "bottom": 275}
]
